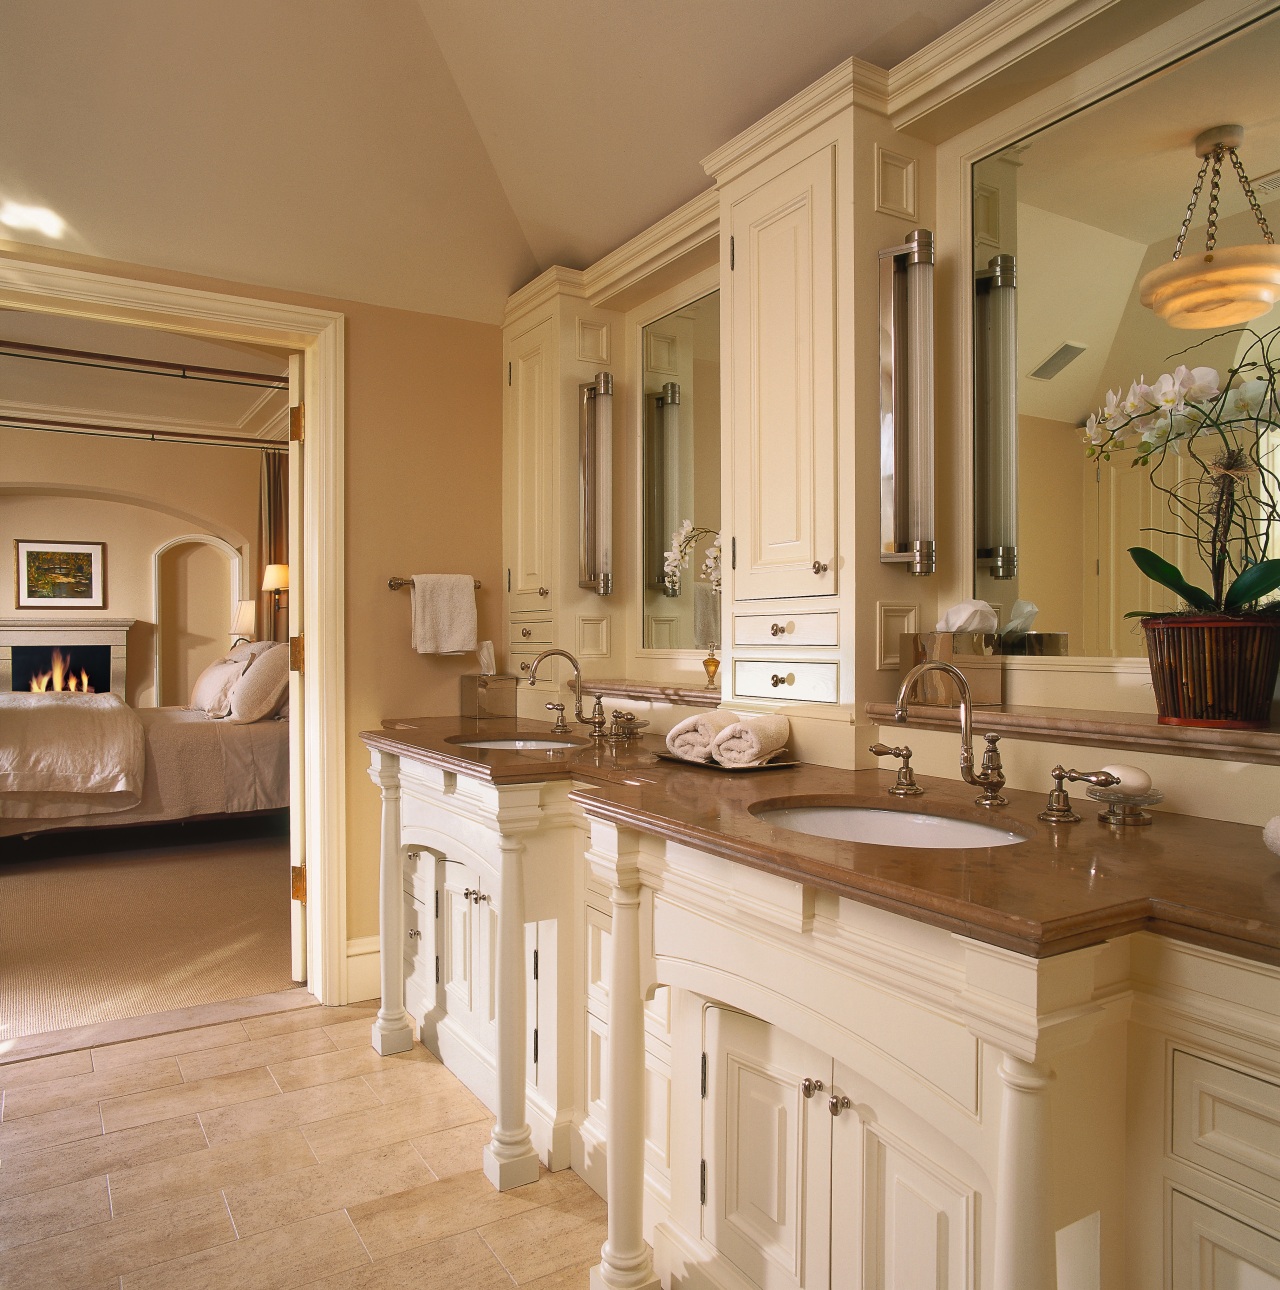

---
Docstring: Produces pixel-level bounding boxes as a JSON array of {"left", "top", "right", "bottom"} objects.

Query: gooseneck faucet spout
[
  {"left": 894, "top": 661, "right": 1007, "bottom": 807},
  {"left": 527, "top": 648, "right": 607, "bottom": 739}
]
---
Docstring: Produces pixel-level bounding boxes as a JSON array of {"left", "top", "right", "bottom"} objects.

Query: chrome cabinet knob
[
  {"left": 770, "top": 673, "right": 794, "bottom": 688},
  {"left": 521, "top": 627, "right": 532, "bottom": 638},
  {"left": 520, "top": 662, "right": 530, "bottom": 673},
  {"left": 828, "top": 1093, "right": 851, "bottom": 1117},
  {"left": 801, "top": 1077, "right": 825, "bottom": 1098},
  {"left": 812, "top": 560, "right": 829, "bottom": 575},
  {"left": 538, "top": 586, "right": 549, "bottom": 597},
  {"left": 407, "top": 928, "right": 421, "bottom": 940},
  {"left": 770, "top": 623, "right": 787, "bottom": 636}
]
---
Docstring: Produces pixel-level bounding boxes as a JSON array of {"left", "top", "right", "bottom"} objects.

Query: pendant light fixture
[{"left": 1140, "top": 125, "right": 1280, "bottom": 329}]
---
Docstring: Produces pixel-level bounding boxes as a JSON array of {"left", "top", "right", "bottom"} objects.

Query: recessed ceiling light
[{"left": 0, "top": 202, "right": 66, "bottom": 239}]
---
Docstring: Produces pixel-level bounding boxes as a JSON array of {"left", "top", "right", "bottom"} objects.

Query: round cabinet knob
[
  {"left": 770, "top": 623, "right": 787, "bottom": 637},
  {"left": 538, "top": 586, "right": 549, "bottom": 597},
  {"left": 812, "top": 560, "right": 829, "bottom": 575},
  {"left": 407, "top": 928, "right": 421, "bottom": 940},
  {"left": 801, "top": 1077, "right": 825, "bottom": 1099},
  {"left": 521, "top": 628, "right": 532, "bottom": 638},
  {"left": 828, "top": 1093, "right": 852, "bottom": 1117},
  {"left": 770, "top": 673, "right": 795, "bottom": 688},
  {"left": 520, "top": 662, "right": 530, "bottom": 673}
]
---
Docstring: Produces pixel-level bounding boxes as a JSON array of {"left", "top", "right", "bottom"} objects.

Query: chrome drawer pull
[
  {"left": 812, "top": 560, "right": 829, "bottom": 575},
  {"left": 770, "top": 673, "right": 794, "bottom": 688}
]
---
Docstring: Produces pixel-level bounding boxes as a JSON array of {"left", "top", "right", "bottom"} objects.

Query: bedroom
[{"left": 0, "top": 310, "right": 301, "bottom": 1036}]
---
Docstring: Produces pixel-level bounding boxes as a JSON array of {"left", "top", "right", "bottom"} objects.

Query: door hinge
[
  {"left": 731, "top": 536, "right": 736, "bottom": 570},
  {"left": 434, "top": 956, "right": 440, "bottom": 984},
  {"left": 289, "top": 404, "right": 304, "bottom": 443},
  {"left": 533, "top": 1027, "right": 539, "bottom": 1065},
  {"left": 532, "top": 948, "right": 539, "bottom": 981},
  {"left": 289, "top": 635, "right": 304, "bottom": 673},
  {"left": 700, "top": 1158, "right": 707, "bottom": 1205},
  {"left": 508, "top": 361, "right": 512, "bottom": 386},
  {"left": 701, "top": 1051, "right": 707, "bottom": 1099},
  {"left": 290, "top": 865, "right": 306, "bottom": 903},
  {"left": 729, "top": 236, "right": 734, "bottom": 271}
]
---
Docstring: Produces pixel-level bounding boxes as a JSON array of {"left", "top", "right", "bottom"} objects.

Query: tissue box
[
  {"left": 460, "top": 674, "right": 517, "bottom": 719},
  {"left": 899, "top": 633, "right": 1003, "bottom": 706}
]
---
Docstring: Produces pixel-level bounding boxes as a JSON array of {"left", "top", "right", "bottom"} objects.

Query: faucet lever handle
[
  {"left": 1038, "top": 766, "right": 1119, "bottom": 824},
  {"left": 544, "top": 702, "right": 568, "bottom": 733},
  {"left": 868, "top": 743, "right": 924, "bottom": 797}
]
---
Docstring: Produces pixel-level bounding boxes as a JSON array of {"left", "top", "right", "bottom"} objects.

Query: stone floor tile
[
  {"left": 0, "top": 1099, "right": 103, "bottom": 1157},
  {"left": 100, "top": 1067, "right": 279, "bottom": 1134},
  {"left": 2, "top": 1058, "right": 182, "bottom": 1121},
  {"left": 310, "top": 1229, "right": 514, "bottom": 1290},
  {"left": 479, "top": 1187, "right": 608, "bottom": 1285},
  {"left": 0, "top": 1173, "right": 111, "bottom": 1252},
  {"left": 359, "top": 1056, "right": 469, "bottom": 1107},
  {"left": 0, "top": 1048, "right": 94, "bottom": 1090},
  {"left": 198, "top": 1075, "right": 380, "bottom": 1148},
  {"left": 240, "top": 1003, "right": 377, "bottom": 1043},
  {"left": 90, "top": 1022, "right": 250, "bottom": 1072},
  {"left": 268, "top": 1043, "right": 430, "bottom": 1095},
  {"left": 409, "top": 1114, "right": 496, "bottom": 1179},
  {"left": 300, "top": 1085, "right": 489, "bottom": 1163},
  {"left": 175, "top": 1028, "right": 336, "bottom": 1083}
]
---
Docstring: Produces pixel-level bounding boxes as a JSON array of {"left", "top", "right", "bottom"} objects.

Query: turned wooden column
[
  {"left": 993, "top": 1052, "right": 1055, "bottom": 1290},
  {"left": 591, "top": 856, "right": 660, "bottom": 1290},
  {"left": 482, "top": 835, "right": 541, "bottom": 1190},
  {"left": 368, "top": 749, "right": 413, "bottom": 1056}
]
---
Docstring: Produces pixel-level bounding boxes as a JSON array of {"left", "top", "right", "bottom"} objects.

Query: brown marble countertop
[{"left": 361, "top": 716, "right": 1280, "bottom": 964}]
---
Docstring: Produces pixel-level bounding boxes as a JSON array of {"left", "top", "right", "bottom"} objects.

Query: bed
[{"left": 0, "top": 643, "right": 290, "bottom": 839}]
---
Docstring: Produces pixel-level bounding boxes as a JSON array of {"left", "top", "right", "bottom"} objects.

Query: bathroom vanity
[{"left": 362, "top": 717, "right": 1280, "bottom": 1290}]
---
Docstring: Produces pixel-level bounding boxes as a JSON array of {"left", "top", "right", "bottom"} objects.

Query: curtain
[{"left": 258, "top": 452, "right": 288, "bottom": 642}]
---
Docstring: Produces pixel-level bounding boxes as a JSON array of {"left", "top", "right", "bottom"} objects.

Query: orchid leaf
[
  {"left": 1224, "top": 559, "right": 1280, "bottom": 611},
  {"left": 1128, "top": 546, "right": 1217, "bottom": 612}
]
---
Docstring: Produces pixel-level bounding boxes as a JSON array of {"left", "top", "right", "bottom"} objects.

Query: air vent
[
  {"left": 1029, "top": 342, "right": 1087, "bottom": 381},
  {"left": 1252, "top": 168, "right": 1280, "bottom": 198}
]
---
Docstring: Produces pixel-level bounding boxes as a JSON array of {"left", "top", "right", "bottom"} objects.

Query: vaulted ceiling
[{"left": 0, "top": 0, "right": 989, "bottom": 325}]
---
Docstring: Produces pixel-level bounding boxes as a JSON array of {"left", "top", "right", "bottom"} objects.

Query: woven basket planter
[{"left": 1142, "top": 615, "right": 1280, "bottom": 728}]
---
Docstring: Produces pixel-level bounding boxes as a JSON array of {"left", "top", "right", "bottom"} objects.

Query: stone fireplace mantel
[{"left": 0, "top": 617, "right": 135, "bottom": 698}]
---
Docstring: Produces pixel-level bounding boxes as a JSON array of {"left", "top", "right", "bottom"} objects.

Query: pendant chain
[{"left": 1173, "top": 144, "right": 1275, "bottom": 260}]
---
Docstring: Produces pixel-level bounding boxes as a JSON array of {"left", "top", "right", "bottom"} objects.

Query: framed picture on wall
[{"left": 15, "top": 540, "right": 106, "bottom": 608}]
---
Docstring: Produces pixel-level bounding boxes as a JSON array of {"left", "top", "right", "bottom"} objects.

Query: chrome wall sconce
[
  {"left": 879, "top": 228, "right": 936, "bottom": 576},
  {"left": 643, "top": 382, "right": 681, "bottom": 592},
  {"left": 1141, "top": 124, "right": 1280, "bottom": 329},
  {"left": 578, "top": 371, "right": 614, "bottom": 595},
  {"left": 974, "top": 253, "right": 1018, "bottom": 580}
]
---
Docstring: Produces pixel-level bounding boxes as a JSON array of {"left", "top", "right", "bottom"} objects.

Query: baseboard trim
[{"left": 346, "top": 936, "right": 380, "bottom": 1003}]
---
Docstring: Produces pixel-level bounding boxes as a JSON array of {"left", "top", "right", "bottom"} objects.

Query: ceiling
[{"left": 0, "top": 0, "right": 990, "bottom": 326}]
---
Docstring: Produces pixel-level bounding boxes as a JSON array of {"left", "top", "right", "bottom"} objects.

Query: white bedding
[
  {"left": 0, "top": 702, "right": 288, "bottom": 837},
  {"left": 0, "top": 693, "right": 144, "bottom": 818}
]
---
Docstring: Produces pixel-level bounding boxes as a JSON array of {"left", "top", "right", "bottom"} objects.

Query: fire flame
[{"left": 29, "top": 648, "right": 93, "bottom": 693}]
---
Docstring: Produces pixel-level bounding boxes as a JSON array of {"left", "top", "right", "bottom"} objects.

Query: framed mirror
[
  {"left": 640, "top": 290, "right": 721, "bottom": 652},
  {"left": 970, "top": 12, "right": 1280, "bottom": 657}
]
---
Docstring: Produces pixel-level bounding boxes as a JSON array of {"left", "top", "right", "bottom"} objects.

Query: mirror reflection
[
  {"left": 971, "top": 14, "right": 1280, "bottom": 656},
  {"left": 641, "top": 291, "right": 721, "bottom": 651}
]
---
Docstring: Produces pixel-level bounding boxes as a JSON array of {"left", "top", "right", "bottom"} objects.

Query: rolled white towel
[
  {"left": 711, "top": 714, "right": 790, "bottom": 767},
  {"left": 1265, "top": 817, "right": 1280, "bottom": 858},
  {"left": 665, "top": 710, "right": 740, "bottom": 762}
]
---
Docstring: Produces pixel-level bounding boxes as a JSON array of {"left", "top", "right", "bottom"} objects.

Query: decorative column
[
  {"left": 368, "top": 749, "right": 413, "bottom": 1056},
  {"left": 590, "top": 828, "right": 660, "bottom": 1290},
  {"left": 993, "top": 1052, "right": 1055, "bottom": 1290},
  {"left": 482, "top": 835, "right": 541, "bottom": 1190}
]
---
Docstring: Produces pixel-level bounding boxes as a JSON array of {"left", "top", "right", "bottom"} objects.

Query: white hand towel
[
  {"left": 1265, "top": 816, "right": 1280, "bottom": 857},
  {"left": 411, "top": 574, "right": 478, "bottom": 655},
  {"left": 665, "top": 710, "right": 740, "bottom": 762},
  {"left": 711, "top": 714, "right": 790, "bottom": 767}
]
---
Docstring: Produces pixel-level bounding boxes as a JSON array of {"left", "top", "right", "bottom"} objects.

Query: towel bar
[{"left": 388, "top": 576, "right": 481, "bottom": 591}]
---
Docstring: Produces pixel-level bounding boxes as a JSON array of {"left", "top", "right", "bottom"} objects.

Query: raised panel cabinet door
[
  {"left": 729, "top": 145, "right": 837, "bottom": 602},
  {"left": 703, "top": 1006, "right": 832, "bottom": 1290},
  {"left": 1170, "top": 1190, "right": 1280, "bottom": 1288},
  {"left": 436, "top": 858, "right": 496, "bottom": 1056},
  {"left": 505, "top": 317, "right": 555, "bottom": 612}
]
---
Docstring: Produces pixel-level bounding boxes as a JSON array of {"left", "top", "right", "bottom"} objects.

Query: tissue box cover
[
  {"left": 899, "top": 633, "right": 1003, "bottom": 705},
  {"left": 461, "top": 674, "right": 517, "bottom": 719}
]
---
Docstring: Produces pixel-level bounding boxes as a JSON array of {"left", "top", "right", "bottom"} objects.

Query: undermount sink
[
  {"left": 754, "top": 805, "right": 1026, "bottom": 850},
  {"left": 449, "top": 737, "right": 581, "bottom": 751}
]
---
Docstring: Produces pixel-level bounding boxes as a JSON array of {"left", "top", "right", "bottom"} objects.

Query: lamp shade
[
  {"left": 1139, "top": 245, "right": 1280, "bottom": 329},
  {"left": 231, "top": 600, "right": 257, "bottom": 639},
  {"left": 262, "top": 564, "right": 290, "bottom": 593}
]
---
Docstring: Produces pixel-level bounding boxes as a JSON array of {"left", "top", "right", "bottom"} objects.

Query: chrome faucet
[
  {"left": 527, "top": 648, "right": 607, "bottom": 740},
  {"left": 895, "top": 661, "right": 1007, "bottom": 808}
]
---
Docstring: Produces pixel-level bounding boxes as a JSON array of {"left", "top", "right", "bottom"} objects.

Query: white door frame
[{"left": 0, "top": 257, "right": 348, "bottom": 1004}]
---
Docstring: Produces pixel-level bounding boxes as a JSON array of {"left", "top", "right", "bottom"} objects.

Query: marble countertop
[{"left": 361, "top": 716, "right": 1280, "bottom": 964}]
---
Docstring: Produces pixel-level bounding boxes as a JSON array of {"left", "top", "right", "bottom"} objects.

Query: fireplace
[
  {"left": 13, "top": 645, "right": 112, "bottom": 693},
  {"left": 0, "top": 618, "right": 135, "bottom": 699}
]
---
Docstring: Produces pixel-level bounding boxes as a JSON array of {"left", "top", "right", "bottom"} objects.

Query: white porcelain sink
[
  {"left": 451, "top": 737, "right": 580, "bottom": 751},
  {"left": 755, "top": 805, "right": 1026, "bottom": 849}
]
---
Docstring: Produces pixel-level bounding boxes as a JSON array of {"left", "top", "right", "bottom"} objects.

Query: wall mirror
[
  {"left": 640, "top": 290, "right": 721, "bottom": 651},
  {"left": 970, "top": 12, "right": 1280, "bottom": 657}
]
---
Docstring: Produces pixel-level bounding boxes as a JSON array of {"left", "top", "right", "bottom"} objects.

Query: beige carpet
[{"left": 0, "top": 822, "right": 297, "bottom": 1041}]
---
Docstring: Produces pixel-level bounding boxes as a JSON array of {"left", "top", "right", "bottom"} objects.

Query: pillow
[
  {"left": 226, "top": 641, "right": 290, "bottom": 723},
  {"left": 190, "top": 657, "right": 250, "bottom": 717},
  {"left": 225, "top": 640, "right": 276, "bottom": 666}
]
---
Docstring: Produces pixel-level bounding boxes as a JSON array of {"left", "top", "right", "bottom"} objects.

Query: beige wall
[
  {"left": 1, "top": 427, "right": 260, "bottom": 704},
  {"left": 0, "top": 243, "right": 504, "bottom": 947}
]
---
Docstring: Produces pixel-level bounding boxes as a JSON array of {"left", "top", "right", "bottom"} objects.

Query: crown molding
[{"left": 502, "top": 265, "right": 587, "bottom": 330}]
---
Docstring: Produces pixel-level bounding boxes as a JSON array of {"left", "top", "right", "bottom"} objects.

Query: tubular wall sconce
[
  {"left": 879, "top": 228, "right": 936, "bottom": 576},
  {"left": 973, "top": 253, "right": 1018, "bottom": 579},
  {"left": 578, "top": 371, "right": 614, "bottom": 595},
  {"left": 643, "top": 382, "right": 681, "bottom": 593}
]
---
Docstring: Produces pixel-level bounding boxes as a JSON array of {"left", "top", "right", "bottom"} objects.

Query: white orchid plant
[
  {"left": 1085, "top": 327, "right": 1280, "bottom": 616},
  {"left": 663, "top": 520, "right": 721, "bottom": 597}
]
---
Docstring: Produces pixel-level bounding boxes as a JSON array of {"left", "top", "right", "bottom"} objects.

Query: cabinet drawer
[
  {"left": 734, "top": 612, "right": 838, "bottom": 647},
  {"left": 510, "top": 649, "right": 557, "bottom": 690},
  {"left": 734, "top": 659, "right": 838, "bottom": 703},
  {"left": 1173, "top": 1051, "right": 1280, "bottom": 1200},
  {"left": 510, "top": 619, "right": 553, "bottom": 649},
  {"left": 1170, "top": 1190, "right": 1280, "bottom": 1288}
]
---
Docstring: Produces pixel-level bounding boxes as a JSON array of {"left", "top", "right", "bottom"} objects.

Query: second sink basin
[
  {"left": 450, "top": 737, "right": 582, "bottom": 751},
  {"left": 754, "top": 804, "right": 1026, "bottom": 849}
]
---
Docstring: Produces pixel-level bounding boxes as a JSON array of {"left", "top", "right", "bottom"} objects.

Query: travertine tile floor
[{"left": 0, "top": 1000, "right": 605, "bottom": 1288}]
